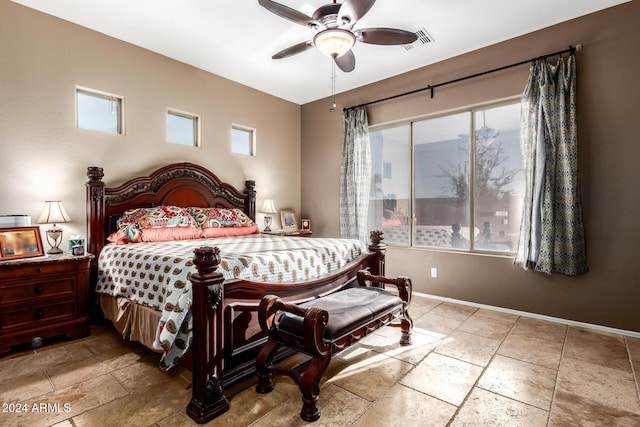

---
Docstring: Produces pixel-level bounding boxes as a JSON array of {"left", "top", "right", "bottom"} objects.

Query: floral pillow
[
  {"left": 189, "top": 207, "right": 255, "bottom": 228},
  {"left": 108, "top": 206, "right": 199, "bottom": 244},
  {"left": 117, "top": 206, "right": 197, "bottom": 230}
]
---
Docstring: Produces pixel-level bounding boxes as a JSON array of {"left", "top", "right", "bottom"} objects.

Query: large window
[{"left": 368, "top": 101, "right": 523, "bottom": 254}]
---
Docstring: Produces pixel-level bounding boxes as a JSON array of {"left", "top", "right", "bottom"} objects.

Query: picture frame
[
  {"left": 280, "top": 210, "right": 298, "bottom": 232},
  {"left": 0, "top": 226, "right": 45, "bottom": 260},
  {"left": 301, "top": 218, "right": 311, "bottom": 231}
]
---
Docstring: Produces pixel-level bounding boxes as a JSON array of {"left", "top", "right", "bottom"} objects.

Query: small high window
[
  {"left": 76, "top": 87, "right": 123, "bottom": 134},
  {"left": 167, "top": 110, "right": 199, "bottom": 147},
  {"left": 231, "top": 125, "right": 255, "bottom": 156}
]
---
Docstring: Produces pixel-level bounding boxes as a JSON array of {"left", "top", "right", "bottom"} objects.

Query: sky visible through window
[
  {"left": 167, "top": 111, "right": 198, "bottom": 146},
  {"left": 77, "top": 90, "right": 121, "bottom": 134}
]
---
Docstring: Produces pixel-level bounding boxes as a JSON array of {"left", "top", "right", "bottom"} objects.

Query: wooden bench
[{"left": 255, "top": 270, "right": 413, "bottom": 422}]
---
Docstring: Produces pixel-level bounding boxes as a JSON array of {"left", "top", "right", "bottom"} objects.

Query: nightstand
[
  {"left": 0, "top": 253, "right": 93, "bottom": 355},
  {"left": 262, "top": 229, "right": 313, "bottom": 237}
]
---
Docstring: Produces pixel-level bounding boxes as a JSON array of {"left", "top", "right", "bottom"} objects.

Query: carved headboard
[{"left": 85, "top": 162, "right": 256, "bottom": 271}]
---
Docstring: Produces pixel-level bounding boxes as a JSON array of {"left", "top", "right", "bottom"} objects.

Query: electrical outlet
[{"left": 431, "top": 267, "right": 438, "bottom": 278}]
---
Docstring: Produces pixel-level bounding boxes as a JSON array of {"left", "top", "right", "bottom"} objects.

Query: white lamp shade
[
  {"left": 314, "top": 29, "right": 355, "bottom": 58},
  {"left": 260, "top": 199, "right": 277, "bottom": 214},
  {"left": 37, "top": 201, "right": 71, "bottom": 224}
]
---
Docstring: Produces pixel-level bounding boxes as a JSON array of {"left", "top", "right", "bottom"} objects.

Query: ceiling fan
[{"left": 258, "top": 0, "right": 418, "bottom": 72}]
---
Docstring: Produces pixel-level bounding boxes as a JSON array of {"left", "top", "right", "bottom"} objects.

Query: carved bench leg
[
  {"left": 400, "top": 317, "right": 413, "bottom": 346},
  {"left": 299, "top": 353, "right": 332, "bottom": 422},
  {"left": 399, "top": 307, "right": 414, "bottom": 346},
  {"left": 256, "top": 337, "right": 279, "bottom": 394}
]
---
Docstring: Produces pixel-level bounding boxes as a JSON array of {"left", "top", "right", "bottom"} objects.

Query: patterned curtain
[
  {"left": 515, "top": 55, "right": 587, "bottom": 275},
  {"left": 340, "top": 107, "right": 371, "bottom": 243}
]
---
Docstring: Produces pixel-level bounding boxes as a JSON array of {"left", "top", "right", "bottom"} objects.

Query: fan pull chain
[{"left": 330, "top": 60, "right": 337, "bottom": 112}]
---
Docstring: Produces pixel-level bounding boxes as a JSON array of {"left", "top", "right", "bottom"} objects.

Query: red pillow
[
  {"left": 107, "top": 225, "right": 203, "bottom": 244},
  {"left": 107, "top": 229, "right": 136, "bottom": 245},
  {"left": 201, "top": 225, "right": 260, "bottom": 238},
  {"left": 141, "top": 227, "right": 203, "bottom": 242}
]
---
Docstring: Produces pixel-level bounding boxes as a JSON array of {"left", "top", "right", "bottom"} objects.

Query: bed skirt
[{"left": 97, "top": 293, "right": 162, "bottom": 353}]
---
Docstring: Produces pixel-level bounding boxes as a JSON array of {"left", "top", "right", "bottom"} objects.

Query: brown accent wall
[
  {"left": 0, "top": 1, "right": 301, "bottom": 238},
  {"left": 302, "top": 2, "right": 640, "bottom": 332}
]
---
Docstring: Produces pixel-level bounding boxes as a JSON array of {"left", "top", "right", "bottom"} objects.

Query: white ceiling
[{"left": 12, "top": 0, "right": 629, "bottom": 105}]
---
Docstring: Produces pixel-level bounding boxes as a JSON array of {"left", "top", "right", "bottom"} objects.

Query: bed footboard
[
  {"left": 186, "top": 246, "right": 229, "bottom": 423},
  {"left": 186, "top": 232, "right": 386, "bottom": 424}
]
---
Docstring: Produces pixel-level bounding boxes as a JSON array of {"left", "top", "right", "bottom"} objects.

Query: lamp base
[
  {"left": 46, "top": 225, "right": 64, "bottom": 255},
  {"left": 264, "top": 216, "right": 273, "bottom": 232},
  {"left": 47, "top": 246, "right": 63, "bottom": 255}
]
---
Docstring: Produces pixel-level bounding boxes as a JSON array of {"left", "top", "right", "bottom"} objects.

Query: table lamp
[
  {"left": 37, "top": 201, "right": 71, "bottom": 254},
  {"left": 260, "top": 199, "right": 277, "bottom": 232}
]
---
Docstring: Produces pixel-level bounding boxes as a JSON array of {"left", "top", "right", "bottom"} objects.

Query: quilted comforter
[{"left": 96, "top": 234, "right": 368, "bottom": 369}]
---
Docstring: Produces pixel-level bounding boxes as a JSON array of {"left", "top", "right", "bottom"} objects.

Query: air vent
[{"left": 402, "top": 28, "right": 434, "bottom": 51}]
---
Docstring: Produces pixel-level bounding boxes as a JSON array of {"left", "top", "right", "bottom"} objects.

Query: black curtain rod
[{"left": 344, "top": 44, "right": 582, "bottom": 111}]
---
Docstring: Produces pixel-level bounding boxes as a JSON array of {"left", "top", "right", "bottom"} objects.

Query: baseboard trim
[{"left": 414, "top": 291, "right": 640, "bottom": 339}]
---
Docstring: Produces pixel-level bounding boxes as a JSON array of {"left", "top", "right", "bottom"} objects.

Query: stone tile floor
[{"left": 1, "top": 295, "right": 639, "bottom": 426}]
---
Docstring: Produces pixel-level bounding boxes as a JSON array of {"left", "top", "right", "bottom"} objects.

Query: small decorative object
[
  {"left": 69, "top": 235, "right": 85, "bottom": 256},
  {"left": 280, "top": 210, "right": 297, "bottom": 232},
  {"left": 301, "top": 219, "right": 311, "bottom": 231},
  {"left": 0, "top": 226, "right": 44, "bottom": 260},
  {"left": 260, "top": 199, "right": 277, "bottom": 232},
  {"left": 37, "top": 201, "right": 71, "bottom": 255}
]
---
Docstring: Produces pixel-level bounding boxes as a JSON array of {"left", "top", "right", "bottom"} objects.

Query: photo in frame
[
  {"left": 0, "top": 226, "right": 45, "bottom": 260},
  {"left": 301, "top": 218, "right": 311, "bottom": 231},
  {"left": 280, "top": 210, "right": 298, "bottom": 232}
]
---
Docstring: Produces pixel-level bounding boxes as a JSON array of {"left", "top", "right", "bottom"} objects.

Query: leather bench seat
[{"left": 276, "top": 287, "right": 403, "bottom": 340}]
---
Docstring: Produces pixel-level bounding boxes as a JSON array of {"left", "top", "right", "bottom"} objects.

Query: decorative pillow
[
  {"left": 189, "top": 207, "right": 255, "bottom": 228},
  {"left": 117, "top": 206, "right": 197, "bottom": 230},
  {"left": 107, "top": 223, "right": 142, "bottom": 245},
  {"left": 201, "top": 225, "right": 260, "bottom": 238},
  {"left": 141, "top": 227, "right": 203, "bottom": 242},
  {"left": 107, "top": 230, "right": 127, "bottom": 244},
  {"left": 110, "top": 206, "right": 199, "bottom": 244}
]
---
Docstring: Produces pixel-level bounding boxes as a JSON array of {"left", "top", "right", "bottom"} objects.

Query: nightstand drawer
[
  {"left": 0, "top": 253, "right": 92, "bottom": 354},
  {"left": 1, "top": 277, "right": 75, "bottom": 304},
  {"left": 0, "top": 261, "right": 78, "bottom": 280},
  {"left": 0, "top": 300, "right": 75, "bottom": 331}
]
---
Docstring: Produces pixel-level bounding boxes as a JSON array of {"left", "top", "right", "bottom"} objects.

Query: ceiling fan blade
[
  {"left": 355, "top": 28, "right": 418, "bottom": 45},
  {"left": 258, "top": 0, "right": 316, "bottom": 27},
  {"left": 335, "top": 50, "right": 356, "bottom": 73},
  {"left": 338, "top": 0, "right": 376, "bottom": 26},
  {"left": 272, "top": 41, "right": 314, "bottom": 59}
]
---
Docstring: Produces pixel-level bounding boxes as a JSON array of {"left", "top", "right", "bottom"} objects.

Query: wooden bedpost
[
  {"left": 244, "top": 180, "right": 256, "bottom": 221},
  {"left": 368, "top": 230, "right": 386, "bottom": 277},
  {"left": 86, "top": 167, "right": 105, "bottom": 282},
  {"left": 187, "top": 246, "right": 230, "bottom": 423}
]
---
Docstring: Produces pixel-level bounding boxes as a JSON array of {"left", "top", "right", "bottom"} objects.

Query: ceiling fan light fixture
[{"left": 314, "top": 29, "right": 355, "bottom": 58}]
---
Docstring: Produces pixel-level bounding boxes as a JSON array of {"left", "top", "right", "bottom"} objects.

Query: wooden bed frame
[{"left": 85, "top": 162, "right": 386, "bottom": 423}]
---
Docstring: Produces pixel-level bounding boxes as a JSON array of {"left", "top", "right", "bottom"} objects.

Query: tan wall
[
  {"left": 0, "top": 1, "right": 301, "bottom": 240},
  {"left": 302, "top": 2, "right": 640, "bottom": 332}
]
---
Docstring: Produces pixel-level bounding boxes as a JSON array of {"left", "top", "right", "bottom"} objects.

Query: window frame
[
  {"left": 166, "top": 109, "right": 200, "bottom": 147},
  {"left": 369, "top": 97, "right": 522, "bottom": 256},
  {"left": 231, "top": 124, "right": 256, "bottom": 156},
  {"left": 75, "top": 86, "right": 125, "bottom": 135}
]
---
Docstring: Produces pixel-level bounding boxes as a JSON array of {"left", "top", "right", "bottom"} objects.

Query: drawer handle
[
  {"left": 35, "top": 310, "right": 44, "bottom": 318},
  {"left": 35, "top": 286, "right": 45, "bottom": 295},
  {"left": 36, "top": 267, "right": 43, "bottom": 273}
]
